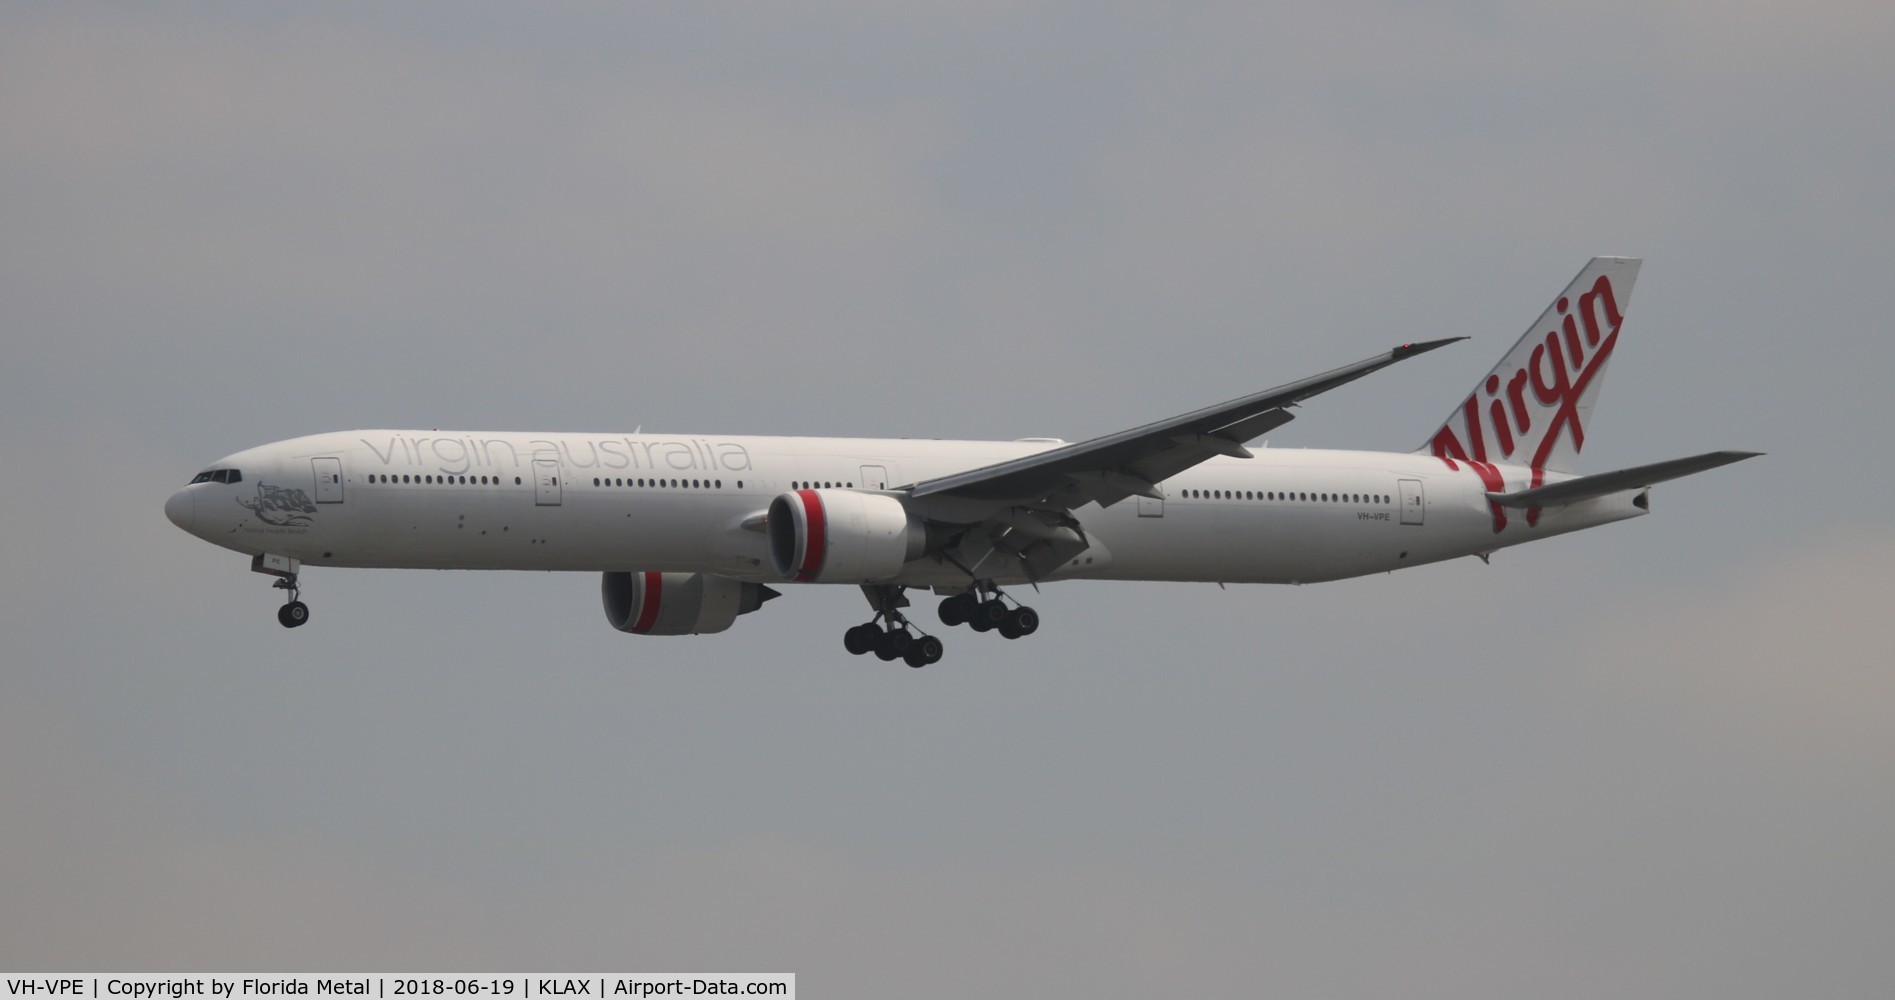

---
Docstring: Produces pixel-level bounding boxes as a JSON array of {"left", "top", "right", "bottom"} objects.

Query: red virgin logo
[{"left": 1429, "top": 274, "right": 1625, "bottom": 531}]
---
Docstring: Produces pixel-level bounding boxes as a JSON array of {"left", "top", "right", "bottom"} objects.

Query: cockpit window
[{"left": 188, "top": 469, "right": 244, "bottom": 485}]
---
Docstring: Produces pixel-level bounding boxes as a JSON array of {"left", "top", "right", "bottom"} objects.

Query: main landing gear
[
  {"left": 845, "top": 585, "right": 943, "bottom": 668},
  {"left": 843, "top": 582, "right": 1040, "bottom": 667},
  {"left": 937, "top": 584, "right": 1039, "bottom": 640}
]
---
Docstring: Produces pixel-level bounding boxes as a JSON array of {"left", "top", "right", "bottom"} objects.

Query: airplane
[{"left": 164, "top": 258, "right": 1757, "bottom": 667}]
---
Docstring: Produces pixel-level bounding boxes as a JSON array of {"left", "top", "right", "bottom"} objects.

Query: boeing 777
[{"left": 164, "top": 258, "right": 1757, "bottom": 666}]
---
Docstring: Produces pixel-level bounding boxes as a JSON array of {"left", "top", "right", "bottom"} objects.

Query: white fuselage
[{"left": 166, "top": 430, "right": 1647, "bottom": 589}]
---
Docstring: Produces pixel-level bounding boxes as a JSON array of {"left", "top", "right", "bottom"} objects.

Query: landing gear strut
[
  {"left": 938, "top": 583, "right": 1038, "bottom": 639},
  {"left": 253, "top": 553, "right": 309, "bottom": 629},
  {"left": 846, "top": 585, "right": 944, "bottom": 667}
]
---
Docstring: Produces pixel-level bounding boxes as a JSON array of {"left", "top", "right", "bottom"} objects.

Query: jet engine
[
  {"left": 601, "top": 571, "right": 778, "bottom": 635},
  {"left": 768, "top": 488, "right": 927, "bottom": 583}
]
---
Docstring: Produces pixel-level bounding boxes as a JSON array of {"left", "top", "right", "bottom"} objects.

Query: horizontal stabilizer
[{"left": 1487, "top": 451, "right": 1762, "bottom": 508}]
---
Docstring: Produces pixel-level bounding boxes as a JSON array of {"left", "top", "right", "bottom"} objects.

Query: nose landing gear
[
  {"left": 253, "top": 553, "right": 309, "bottom": 629},
  {"left": 273, "top": 578, "right": 309, "bottom": 628}
]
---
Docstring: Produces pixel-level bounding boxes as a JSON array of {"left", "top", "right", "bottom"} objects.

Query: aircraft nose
[{"left": 164, "top": 487, "right": 196, "bottom": 532}]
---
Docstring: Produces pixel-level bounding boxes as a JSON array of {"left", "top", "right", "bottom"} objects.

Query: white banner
[{"left": 1, "top": 978, "right": 791, "bottom": 1000}]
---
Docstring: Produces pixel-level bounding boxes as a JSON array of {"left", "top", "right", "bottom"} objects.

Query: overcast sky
[{"left": 3, "top": 2, "right": 1892, "bottom": 996}]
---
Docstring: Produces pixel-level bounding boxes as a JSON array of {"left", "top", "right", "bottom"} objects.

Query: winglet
[{"left": 1392, "top": 336, "right": 1468, "bottom": 360}]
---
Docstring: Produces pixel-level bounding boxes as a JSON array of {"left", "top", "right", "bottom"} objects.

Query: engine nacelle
[
  {"left": 768, "top": 489, "right": 927, "bottom": 583},
  {"left": 601, "top": 571, "right": 777, "bottom": 635}
]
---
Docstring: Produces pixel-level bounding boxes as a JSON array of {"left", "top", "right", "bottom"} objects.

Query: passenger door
[
  {"left": 534, "top": 459, "right": 563, "bottom": 506},
  {"left": 312, "top": 457, "right": 344, "bottom": 504},
  {"left": 1399, "top": 479, "right": 1424, "bottom": 525}
]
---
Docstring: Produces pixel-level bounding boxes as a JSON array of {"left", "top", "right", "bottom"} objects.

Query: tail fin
[{"left": 1419, "top": 257, "right": 1640, "bottom": 474}]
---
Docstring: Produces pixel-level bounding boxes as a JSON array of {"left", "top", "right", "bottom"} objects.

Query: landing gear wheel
[
  {"left": 903, "top": 635, "right": 944, "bottom": 668},
  {"left": 844, "top": 623, "right": 880, "bottom": 655},
  {"left": 875, "top": 628, "right": 913, "bottom": 661},
  {"left": 970, "top": 598, "right": 1008, "bottom": 632},
  {"left": 277, "top": 601, "right": 309, "bottom": 628},
  {"left": 998, "top": 605, "right": 1039, "bottom": 640},
  {"left": 938, "top": 593, "right": 976, "bottom": 627}
]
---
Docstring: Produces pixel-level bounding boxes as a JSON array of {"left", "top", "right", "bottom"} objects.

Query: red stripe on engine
[
  {"left": 631, "top": 571, "right": 664, "bottom": 633},
  {"left": 796, "top": 489, "right": 825, "bottom": 582}
]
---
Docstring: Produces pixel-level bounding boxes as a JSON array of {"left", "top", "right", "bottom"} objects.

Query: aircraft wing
[{"left": 908, "top": 337, "right": 1465, "bottom": 510}]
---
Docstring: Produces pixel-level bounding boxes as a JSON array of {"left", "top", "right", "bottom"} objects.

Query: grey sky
[{"left": 3, "top": 2, "right": 1892, "bottom": 996}]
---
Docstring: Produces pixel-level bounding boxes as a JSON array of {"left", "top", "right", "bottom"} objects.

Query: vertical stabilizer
[{"left": 1420, "top": 257, "right": 1640, "bottom": 476}]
